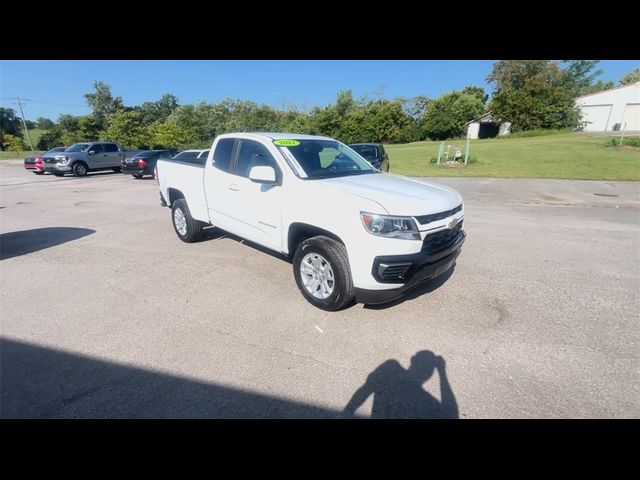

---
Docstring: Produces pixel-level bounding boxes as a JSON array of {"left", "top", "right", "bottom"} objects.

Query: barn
[
  {"left": 465, "top": 112, "right": 511, "bottom": 139},
  {"left": 576, "top": 82, "right": 640, "bottom": 133}
]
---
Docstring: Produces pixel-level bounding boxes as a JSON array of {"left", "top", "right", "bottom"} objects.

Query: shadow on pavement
[
  {"left": 0, "top": 227, "right": 95, "bottom": 260},
  {"left": 343, "top": 350, "right": 459, "bottom": 419},
  {"left": 0, "top": 338, "right": 339, "bottom": 419}
]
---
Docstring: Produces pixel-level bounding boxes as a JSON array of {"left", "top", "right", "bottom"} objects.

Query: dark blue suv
[{"left": 348, "top": 143, "right": 390, "bottom": 172}]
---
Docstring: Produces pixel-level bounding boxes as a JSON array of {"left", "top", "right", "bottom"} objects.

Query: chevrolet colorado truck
[{"left": 156, "top": 133, "right": 465, "bottom": 310}]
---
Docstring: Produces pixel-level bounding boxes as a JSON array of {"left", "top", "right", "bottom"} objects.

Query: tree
[
  {"left": 422, "top": 91, "right": 484, "bottom": 140},
  {"left": 487, "top": 60, "right": 581, "bottom": 131},
  {"left": 83, "top": 81, "right": 124, "bottom": 130},
  {"left": 579, "top": 80, "right": 615, "bottom": 96},
  {"left": 101, "top": 111, "right": 149, "bottom": 149},
  {"left": 35, "top": 117, "right": 55, "bottom": 129},
  {"left": 461, "top": 86, "right": 488, "bottom": 106},
  {"left": 335, "top": 90, "right": 355, "bottom": 116},
  {"left": 138, "top": 93, "right": 179, "bottom": 125},
  {"left": 3, "top": 134, "right": 26, "bottom": 153},
  {"left": 1, "top": 107, "right": 22, "bottom": 150},
  {"left": 562, "top": 60, "right": 606, "bottom": 96},
  {"left": 620, "top": 68, "right": 640, "bottom": 85},
  {"left": 37, "top": 127, "right": 64, "bottom": 150},
  {"left": 148, "top": 120, "right": 201, "bottom": 150}
]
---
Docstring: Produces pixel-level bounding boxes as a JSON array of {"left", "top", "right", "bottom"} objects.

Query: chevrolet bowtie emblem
[{"left": 448, "top": 217, "right": 460, "bottom": 229}]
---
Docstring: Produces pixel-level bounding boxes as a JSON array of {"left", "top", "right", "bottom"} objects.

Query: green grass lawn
[
  {"left": 386, "top": 133, "right": 640, "bottom": 181},
  {"left": 0, "top": 128, "right": 48, "bottom": 160}
]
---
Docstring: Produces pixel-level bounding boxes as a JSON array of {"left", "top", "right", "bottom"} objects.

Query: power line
[{"left": 0, "top": 97, "right": 85, "bottom": 108}]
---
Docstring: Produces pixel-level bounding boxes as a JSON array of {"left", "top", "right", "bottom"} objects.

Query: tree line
[{"left": 2, "top": 61, "right": 638, "bottom": 152}]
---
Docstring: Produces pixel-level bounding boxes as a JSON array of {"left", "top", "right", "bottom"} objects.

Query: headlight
[
  {"left": 57, "top": 156, "right": 69, "bottom": 164},
  {"left": 360, "top": 212, "right": 420, "bottom": 240}
]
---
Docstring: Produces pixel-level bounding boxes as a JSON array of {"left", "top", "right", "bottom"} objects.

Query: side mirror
[
  {"left": 249, "top": 165, "right": 276, "bottom": 184},
  {"left": 88, "top": 150, "right": 95, "bottom": 155}
]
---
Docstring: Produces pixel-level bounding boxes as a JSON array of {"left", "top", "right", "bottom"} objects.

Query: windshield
[
  {"left": 350, "top": 144, "right": 378, "bottom": 161},
  {"left": 173, "top": 151, "right": 200, "bottom": 160},
  {"left": 277, "top": 139, "right": 376, "bottom": 179},
  {"left": 65, "top": 143, "right": 91, "bottom": 153}
]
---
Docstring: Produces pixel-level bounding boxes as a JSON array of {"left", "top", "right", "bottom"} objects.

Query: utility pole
[{"left": 15, "top": 96, "right": 34, "bottom": 152}]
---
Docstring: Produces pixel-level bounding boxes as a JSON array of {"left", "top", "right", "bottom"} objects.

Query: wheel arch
[{"left": 287, "top": 222, "right": 345, "bottom": 257}]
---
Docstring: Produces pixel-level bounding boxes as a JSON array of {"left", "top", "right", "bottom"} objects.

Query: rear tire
[
  {"left": 293, "top": 236, "right": 355, "bottom": 311},
  {"left": 171, "top": 199, "right": 204, "bottom": 243},
  {"left": 112, "top": 167, "right": 122, "bottom": 173},
  {"left": 73, "top": 162, "right": 88, "bottom": 177},
  {"left": 132, "top": 173, "right": 143, "bottom": 179},
  {"left": 33, "top": 171, "right": 44, "bottom": 175}
]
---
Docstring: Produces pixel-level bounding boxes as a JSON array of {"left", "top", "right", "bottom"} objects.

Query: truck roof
[{"left": 217, "top": 132, "right": 334, "bottom": 141}]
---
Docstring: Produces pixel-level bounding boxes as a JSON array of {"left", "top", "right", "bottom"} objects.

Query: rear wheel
[
  {"left": 132, "top": 173, "right": 143, "bottom": 179},
  {"left": 73, "top": 162, "right": 88, "bottom": 177},
  {"left": 171, "top": 199, "right": 204, "bottom": 243},
  {"left": 293, "top": 236, "right": 355, "bottom": 311},
  {"left": 112, "top": 166, "right": 121, "bottom": 173}
]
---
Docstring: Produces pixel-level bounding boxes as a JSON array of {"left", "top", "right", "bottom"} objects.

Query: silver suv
[{"left": 44, "top": 142, "right": 125, "bottom": 177}]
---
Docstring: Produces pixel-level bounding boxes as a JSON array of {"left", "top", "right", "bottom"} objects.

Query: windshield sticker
[
  {"left": 279, "top": 147, "right": 308, "bottom": 178},
  {"left": 273, "top": 139, "right": 300, "bottom": 147}
]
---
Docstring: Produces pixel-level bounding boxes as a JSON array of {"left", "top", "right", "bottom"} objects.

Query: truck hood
[{"left": 315, "top": 173, "right": 462, "bottom": 216}]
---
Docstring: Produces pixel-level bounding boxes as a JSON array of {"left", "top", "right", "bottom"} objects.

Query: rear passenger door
[
  {"left": 203, "top": 138, "right": 239, "bottom": 232},
  {"left": 103, "top": 143, "right": 123, "bottom": 167},
  {"left": 87, "top": 143, "right": 105, "bottom": 168}
]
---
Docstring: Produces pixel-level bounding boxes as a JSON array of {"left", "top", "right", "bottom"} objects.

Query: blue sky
[{"left": 1, "top": 60, "right": 637, "bottom": 121}]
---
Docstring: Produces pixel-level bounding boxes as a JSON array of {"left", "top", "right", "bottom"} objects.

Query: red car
[{"left": 24, "top": 147, "right": 67, "bottom": 174}]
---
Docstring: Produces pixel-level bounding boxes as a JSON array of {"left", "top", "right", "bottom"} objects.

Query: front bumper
[
  {"left": 24, "top": 163, "right": 43, "bottom": 171},
  {"left": 354, "top": 231, "right": 465, "bottom": 305},
  {"left": 44, "top": 163, "right": 71, "bottom": 173}
]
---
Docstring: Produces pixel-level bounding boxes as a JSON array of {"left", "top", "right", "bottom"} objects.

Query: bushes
[
  {"left": 605, "top": 136, "right": 640, "bottom": 148},
  {"left": 497, "top": 128, "right": 572, "bottom": 139}
]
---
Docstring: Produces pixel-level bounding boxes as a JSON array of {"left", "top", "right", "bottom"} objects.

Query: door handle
[{"left": 228, "top": 184, "right": 239, "bottom": 191}]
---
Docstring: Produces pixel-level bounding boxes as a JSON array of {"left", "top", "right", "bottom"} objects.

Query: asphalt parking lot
[{"left": 1, "top": 160, "right": 639, "bottom": 418}]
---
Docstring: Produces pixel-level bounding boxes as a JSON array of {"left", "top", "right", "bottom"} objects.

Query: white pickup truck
[{"left": 156, "top": 133, "right": 465, "bottom": 310}]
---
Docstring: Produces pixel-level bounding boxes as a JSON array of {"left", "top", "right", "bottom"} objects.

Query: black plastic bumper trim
[{"left": 355, "top": 247, "right": 462, "bottom": 305}]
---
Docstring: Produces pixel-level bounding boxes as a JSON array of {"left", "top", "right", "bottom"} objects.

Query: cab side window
[
  {"left": 90, "top": 144, "right": 104, "bottom": 154},
  {"left": 104, "top": 143, "right": 119, "bottom": 152},
  {"left": 235, "top": 140, "right": 279, "bottom": 179},
  {"left": 212, "top": 139, "right": 235, "bottom": 173}
]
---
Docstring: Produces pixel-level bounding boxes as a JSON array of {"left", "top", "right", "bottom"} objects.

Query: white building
[
  {"left": 465, "top": 112, "right": 511, "bottom": 139},
  {"left": 576, "top": 82, "right": 640, "bottom": 132}
]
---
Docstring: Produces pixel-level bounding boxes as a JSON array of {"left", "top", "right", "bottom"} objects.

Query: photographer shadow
[{"left": 343, "top": 350, "right": 459, "bottom": 419}]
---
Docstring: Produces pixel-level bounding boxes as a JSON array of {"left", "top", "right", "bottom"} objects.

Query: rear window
[
  {"left": 134, "top": 150, "right": 153, "bottom": 157},
  {"left": 212, "top": 139, "right": 235, "bottom": 172}
]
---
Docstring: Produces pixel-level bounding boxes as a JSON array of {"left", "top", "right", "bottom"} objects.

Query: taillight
[{"left": 138, "top": 159, "right": 147, "bottom": 167}]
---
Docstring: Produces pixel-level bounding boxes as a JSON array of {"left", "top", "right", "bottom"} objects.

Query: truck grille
[
  {"left": 422, "top": 220, "right": 464, "bottom": 254},
  {"left": 43, "top": 157, "right": 57, "bottom": 164},
  {"left": 415, "top": 204, "right": 462, "bottom": 225}
]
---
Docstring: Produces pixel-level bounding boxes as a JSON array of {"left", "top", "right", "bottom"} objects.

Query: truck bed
[{"left": 156, "top": 158, "right": 209, "bottom": 223}]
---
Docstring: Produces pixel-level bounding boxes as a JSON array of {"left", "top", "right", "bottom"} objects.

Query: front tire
[
  {"left": 293, "top": 236, "right": 355, "bottom": 311},
  {"left": 171, "top": 199, "right": 204, "bottom": 243},
  {"left": 73, "top": 162, "right": 88, "bottom": 177}
]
